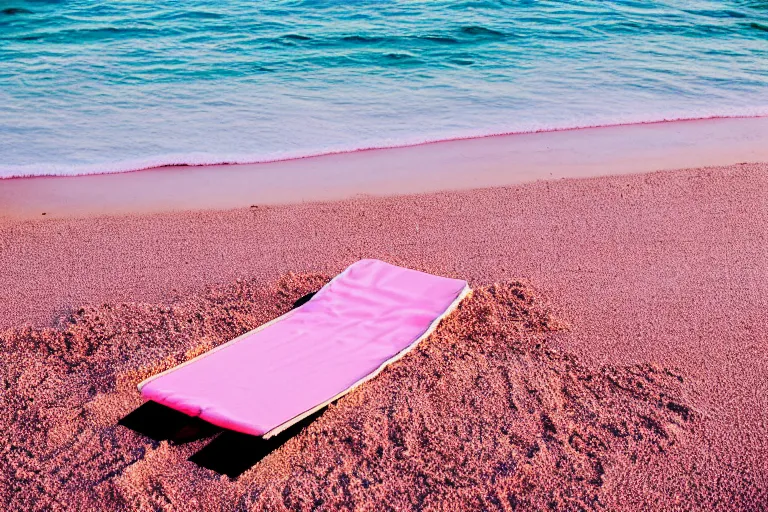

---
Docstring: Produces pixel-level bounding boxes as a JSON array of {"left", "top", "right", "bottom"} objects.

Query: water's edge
[
  {"left": 3, "top": 114, "right": 766, "bottom": 179},
  {"left": 2, "top": 116, "right": 766, "bottom": 220}
]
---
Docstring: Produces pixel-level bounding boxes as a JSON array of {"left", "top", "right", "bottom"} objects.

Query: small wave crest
[
  {"left": 459, "top": 26, "right": 506, "bottom": 38},
  {"left": 1, "top": 7, "right": 33, "bottom": 15}
]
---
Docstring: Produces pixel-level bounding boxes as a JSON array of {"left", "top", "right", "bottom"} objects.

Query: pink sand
[
  {"left": 1, "top": 147, "right": 767, "bottom": 506},
  {"left": 139, "top": 259, "right": 468, "bottom": 437}
]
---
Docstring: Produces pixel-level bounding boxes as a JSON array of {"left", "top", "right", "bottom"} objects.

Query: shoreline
[
  {"left": 3, "top": 114, "right": 765, "bottom": 180},
  {"left": 2, "top": 116, "right": 767, "bottom": 220}
]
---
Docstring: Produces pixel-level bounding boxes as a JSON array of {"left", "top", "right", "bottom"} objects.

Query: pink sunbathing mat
[{"left": 139, "top": 259, "right": 470, "bottom": 438}]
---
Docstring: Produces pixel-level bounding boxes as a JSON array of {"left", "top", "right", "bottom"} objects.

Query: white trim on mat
[{"left": 262, "top": 283, "right": 471, "bottom": 439}]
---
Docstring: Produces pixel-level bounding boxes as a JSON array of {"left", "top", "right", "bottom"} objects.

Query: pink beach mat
[{"left": 138, "top": 259, "right": 470, "bottom": 438}]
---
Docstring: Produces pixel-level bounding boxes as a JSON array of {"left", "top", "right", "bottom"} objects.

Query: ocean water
[{"left": 1, "top": 0, "right": 766, "bottom": 178}]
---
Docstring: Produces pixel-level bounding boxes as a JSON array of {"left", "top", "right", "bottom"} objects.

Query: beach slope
[{"left": 1, "top": 162, "right": 766, "bottom": 510}]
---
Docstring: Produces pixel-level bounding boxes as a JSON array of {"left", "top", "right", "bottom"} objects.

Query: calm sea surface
[{"left": 1, "top": 0, "right": 767, "bottom": 177}]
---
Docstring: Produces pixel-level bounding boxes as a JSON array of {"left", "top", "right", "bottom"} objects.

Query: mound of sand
[{"left": 0, "top": 274, "right": 694, "bottom": 511}]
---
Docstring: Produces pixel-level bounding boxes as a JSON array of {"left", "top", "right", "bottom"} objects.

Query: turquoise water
[{"left": 1, "top": 0, "right": 767, "bottom": 177}]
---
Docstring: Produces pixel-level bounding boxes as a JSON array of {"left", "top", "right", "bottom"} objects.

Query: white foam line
[{"left": 4, "top": 112, "right": 767, "bottom": 179}]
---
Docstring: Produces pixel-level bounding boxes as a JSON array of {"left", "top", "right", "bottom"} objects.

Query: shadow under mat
[
  {"left": 119, "top": 400, "right": 223, "bottom": 444},
  {"left": 293, "top": 291, "right": 316, "bottom": 309},
  {"left": 189, "top": 407, "right": 328, "bottom": 478}
]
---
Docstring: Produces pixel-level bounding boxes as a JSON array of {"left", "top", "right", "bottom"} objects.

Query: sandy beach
[
  {"left": 5, "top": 0, "right": 768, "bottom": 507},
  {"left": 1, "top": 122, "right": 767, "bottom": 509}
]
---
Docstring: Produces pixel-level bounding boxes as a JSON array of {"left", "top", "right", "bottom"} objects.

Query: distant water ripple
[{"left": 1, "top": 0, "right": 766, "bottom": 177}]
